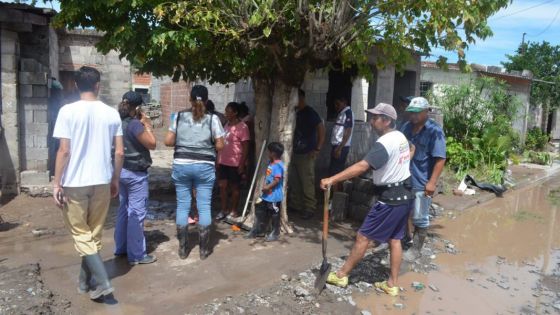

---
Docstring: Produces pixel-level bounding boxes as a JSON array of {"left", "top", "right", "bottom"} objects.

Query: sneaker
[
  {"left": 129, "top": 255, "right": 157, "bottom": 266},
  {"left": 372, "top": 242, "right": 389, "bottom": 253},
  {"left": 374, "top": 280, "right": 399, "bottom": 296},
  {"left": 326, "top": 272, "right": 348, "bottom": 288},
  {"left": 401, "top": 234, "right": 413, "bottom": 250},
  {"left": 215, "top": 212, "right": 228, "bottom": 221}
]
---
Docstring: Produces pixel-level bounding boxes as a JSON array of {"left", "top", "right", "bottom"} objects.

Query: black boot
[
  {"left": 177, "top": 225, "right": 190, "bottom": 259},
  {"left": 77, "top": 257, "right": 92, "bottom": 294},
  {"left": 244, "top": 205, "right": 266, "bottom": 239},
  {"left": 403, "top": 227, "right": 428, "bottom": 262},
  {"left": 199, "top": 225, "right": 212, "bottom": 260},
  {"left": 83, "top": 254, "right": 114, "bottom": 300},
  {"left": 265, "top": 212, "right": 280, "bottom": 242}
]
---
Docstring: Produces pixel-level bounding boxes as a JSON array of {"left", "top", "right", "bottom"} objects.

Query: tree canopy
[
  {"left": 502, "top": 41, "right": 560, "bottom": 111},
  {"left": 55, "top": 0, "right": 511, "bottom": 86}
]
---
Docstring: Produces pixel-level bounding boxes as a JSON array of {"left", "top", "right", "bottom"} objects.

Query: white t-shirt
[
  {"left": 365, "top": 131, "right": 411, "bottom": 186},
  {"left": 331, "top": 107, "right": 354, "bottom": 146},
  {"left": 168, "top": 113, "right": 225, "bottom": 165},
  {"left": 53, "top": 100, "right": 123, "bottom": 187}
]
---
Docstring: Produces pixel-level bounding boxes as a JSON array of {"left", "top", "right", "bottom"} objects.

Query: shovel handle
[{"left": 322, "top": 185, "right": 330, "bottom": 240}]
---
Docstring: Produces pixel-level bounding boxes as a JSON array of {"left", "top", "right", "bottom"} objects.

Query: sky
[{"left": 7, "top": 0, "right": 560, "bottom": 67}]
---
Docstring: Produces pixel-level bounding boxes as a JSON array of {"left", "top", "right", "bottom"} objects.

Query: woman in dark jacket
[{"left": 114, "top": 91, "right": 157, "bottom": 265}]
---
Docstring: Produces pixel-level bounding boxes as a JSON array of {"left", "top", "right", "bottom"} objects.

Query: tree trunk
[
  {"left": 250, "top": 77, "right": 298, "bottom": 233},
  {"left": 541, "top": 102, "right": 550, "bottom": 132}
]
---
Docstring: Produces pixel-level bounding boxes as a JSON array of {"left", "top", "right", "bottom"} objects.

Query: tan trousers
[{"left": 61, "top": 184, "right": 111, "bottom": 256}]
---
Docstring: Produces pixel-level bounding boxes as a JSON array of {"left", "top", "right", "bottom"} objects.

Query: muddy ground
[{"left": 1, "top": 176, "right": 560, "bottom": 314}]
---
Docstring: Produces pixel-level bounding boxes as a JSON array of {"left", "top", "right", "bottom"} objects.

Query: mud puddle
[{"left": 354, "top": 177, "right": 560, "bottom": 315}]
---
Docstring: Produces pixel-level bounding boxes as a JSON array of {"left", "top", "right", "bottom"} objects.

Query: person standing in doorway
[
  {"left": 289, "top": 89, "right": 326, "bottom": 220},
  {"left": 52, "top": 66, "right": 124, "bottom": 300},
  {"left": 328, "top": 96, "right": 354, "bottom": 191},
  {"left": 400, "top": 97, "right": 446, "bottom": 261},
  {"left": 164, "top": 85, "right": 225, "bottom": 260},
  {"left": 114, "top": 91, "right": 157, "bottom": 266},
  {"left": 320, "top": 103, "right": 414, "bottom": 296}
]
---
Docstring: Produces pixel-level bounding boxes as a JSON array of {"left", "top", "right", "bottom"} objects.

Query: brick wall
[{"left": 159, "top": 79, "right": 191, "bottom": 127}]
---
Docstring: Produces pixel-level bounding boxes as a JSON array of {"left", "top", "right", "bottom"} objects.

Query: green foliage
[
  {"left": 432, "top": 77, "right": 521, "bottom": 183},
  {"left": 503, "top": 41, "right": 560, "bottom": 111},
  {"left": 525, "top": 127, "right": 549, "bottom": 151},
  {"left": 524, "top": 150, "right": 552, "bottom": 166},
  {"left": 54, "top": 0, "right": 510, "bottom": 85}
]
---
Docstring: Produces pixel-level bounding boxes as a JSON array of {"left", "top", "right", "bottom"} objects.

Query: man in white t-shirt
[
  {"left": 320, "top": 103, "right": 414, "bottom": 297},
  {"left": 328, "top": 96, "right": 354, "bottom": 191},
  {"left": 52, "top": 66, "right": 124, "bottom": 300}
]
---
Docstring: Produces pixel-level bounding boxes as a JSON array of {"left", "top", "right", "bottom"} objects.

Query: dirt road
[{"left": 1, "top": 177, "right": 560, "bottom": 314}]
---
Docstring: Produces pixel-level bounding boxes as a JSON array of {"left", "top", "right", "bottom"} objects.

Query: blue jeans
[
  {"left": 411, "top": 190, "right": 432, "bottom": 229},
  {"left": 114, "top": 168, "right": 149, "bottom": 262},
  {"left": 172, "top": 163, "right": 215, "bottom": 227}
]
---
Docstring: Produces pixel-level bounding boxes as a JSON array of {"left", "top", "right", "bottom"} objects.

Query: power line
[
  {"left": 491, "top": 0, "right": 556, "bottom": 21},
  {"left": 528, "top": 5, "right": 560, "bottom": 37}
]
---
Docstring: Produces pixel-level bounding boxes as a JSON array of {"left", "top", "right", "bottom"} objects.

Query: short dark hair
[
  {"left": 226, "top": 101, "right": 240, "bottom": 117},
  {"left": 238, "top": 102, "right": 249, "bottom": 117},
  {"left": 334, "top": 96, "right": 348, "bottom": 104},
  {"left": 74, "top": 66, "right": 100, "bottom": 93},
  {"left": 268, "top": 142, "right": 284, "bottom": 158},
  {"left": 205, "top": 100, "right": 216, "bottom": 113},
  {"left": 298, "top": 89, "right": 305, "bottom": 98}
]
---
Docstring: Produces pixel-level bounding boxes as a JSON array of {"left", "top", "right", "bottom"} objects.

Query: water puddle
[{"left": 354, "top": 178, "right": 560, "bottom": 314}]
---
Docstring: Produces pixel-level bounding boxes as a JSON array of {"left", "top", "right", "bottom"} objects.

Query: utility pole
[{"left": 521, "top": 32, "right": 527, "bottom": 54}]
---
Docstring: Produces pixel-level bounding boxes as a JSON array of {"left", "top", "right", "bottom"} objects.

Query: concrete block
[
  {"left": 20, "top": 170, "right": 49, "bottom": 185},
  {"left": 349, "top": 204, "right": 371, "bottom": 221},
  {"left": 25, "top": 148, "right": 48, "bottom": 161},
  {"left": 20, "top": 58, "right": 40, "bottom": 72},
  {"left": 25, "top": 123, "right": 48, "bottom": 135},
  {"left": 1, "top": 54, "right": 17, "bottom": 72},
  {"left": 35, "top": 159, "right": 48, "bottom": 171},
  {"left": 1, "top": 38, "right": 17, "bottom": 54},
  {"left": 25, "top": 135, "right": 34, "bottom": 148},
  {"left": 342, "top": 180, "right": 353, "bottom": 195},
  {"left": 22, "top": 98, "right": 48, "bottom": 110},
  {"left": 24, "top": 110, "right": 33, "bottom": 124},
  {"left": 19, "top": 84, "right": 33, "bottom": 98},
  {"left": 351, "top": 190, "right": 376, "bottom": 207},
  {"left": 19, "top": 72, "right": 47, "bottom": 85},
  {"left": 331, "top": 192, "right": 349, "bottom": 222},
  {"left": 353, "top": 177, "right": 375, "bottom": 193},
  {"left": 34, "top": 136, "right": 47, "bottom": 148},
  {"left": 2, "top": 72, "right": 17, "bottom": 83},
  {"left": 23, "top": 12, "right": 48, "bottom": 26},
  {"left": 33, "top": 110, "right": 47, "bottom": 123},
  {"left": 32, "top": 85, "right": 48, "bottom": 98}
]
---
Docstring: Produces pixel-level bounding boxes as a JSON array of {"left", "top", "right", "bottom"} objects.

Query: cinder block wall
[{"left": 0, "top": 29, "right": 21, "bottom": 194}]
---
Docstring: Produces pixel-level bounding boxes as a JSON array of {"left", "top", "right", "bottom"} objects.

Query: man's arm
[
  {"left": 425, "top": 158, "right": 445, "bottom": 196},
  {"left": 320, "top": 160, "right": 370, "bottom": 189},
  {"left": 316, "top": 121, "right": 326, "bottom": 152},
  {"left": 111, "top": 136, "right": 124, "bottom": 198},
  {"left": 53, "top": 138, "right": 71, "bottom": 207}
]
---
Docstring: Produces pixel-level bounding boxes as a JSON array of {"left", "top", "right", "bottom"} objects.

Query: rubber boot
[
  {"left": 77, "top": 257, "right": 92, "bottom": 294},
  {"left": 265, "top": 212, "right": 280, "bottom": 242},
  {"left": 177, "top": 225, "right": 190, "bottom": 259},
  {"left": 83, "top": 254, "right": 114, "bottom": 300},
  {"left": 403, "top": 227, "right": 428, "bottom": 262},
  {"left": 199, "top": 225, "right": 212, "bottom": 260},
  {"left": 244, "top": 205, "right": 266, "bottom": 239}
]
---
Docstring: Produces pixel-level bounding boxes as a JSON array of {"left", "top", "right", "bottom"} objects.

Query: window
[{"left": 420, "top": 81, "right": 433, "bottom": 97}]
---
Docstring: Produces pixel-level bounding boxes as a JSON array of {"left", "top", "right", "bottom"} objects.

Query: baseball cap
[
  {"left": 122, "top": 91, "right": 144, "bottom": 107},
  {"left": 365, "top": 103, "right": 397, "bottom": 120},
  {"left": 406, "top": 97, "right": 430, "bottom": 112},
  {"left": 399, "top": 96, "right": 414, "bottom": 104}
]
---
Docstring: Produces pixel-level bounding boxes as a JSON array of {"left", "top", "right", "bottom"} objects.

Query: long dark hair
[{"left": 191, "top": 85, "right": 208, "bottom": 121}]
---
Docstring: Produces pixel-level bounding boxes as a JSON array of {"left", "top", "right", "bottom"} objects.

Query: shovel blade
[{"left": 314, "top": 260, "right": 332, "bottom": 294}]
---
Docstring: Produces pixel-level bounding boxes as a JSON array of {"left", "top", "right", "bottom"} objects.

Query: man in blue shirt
[{"left": 400, "top": 97, "right": 446, "bottom": 261}]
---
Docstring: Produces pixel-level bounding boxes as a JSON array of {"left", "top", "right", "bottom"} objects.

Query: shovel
[{"left": 314, "top": 185, "right": 332, "bottom": 294}]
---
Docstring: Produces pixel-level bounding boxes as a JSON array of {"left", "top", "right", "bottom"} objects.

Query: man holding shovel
[{"left": 320, "top": 103, "right": 414, "bottom": 296}]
